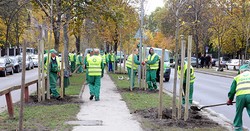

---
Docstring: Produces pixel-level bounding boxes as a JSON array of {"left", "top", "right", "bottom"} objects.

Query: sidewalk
[{"left": 73, "top": 71, "right": 143, "bottom": 131}]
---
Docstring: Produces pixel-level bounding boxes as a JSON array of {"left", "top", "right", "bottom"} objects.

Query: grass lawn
[
  {"left": 109, "top": 73, "right": 227, "bottom": 131},
  {"left": 0, "top": 73, "right": 86, "bottom": 130}
]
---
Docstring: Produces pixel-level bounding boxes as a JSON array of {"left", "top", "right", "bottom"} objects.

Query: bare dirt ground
[
  {"left": 28, "top": 95, "right": 83, "bottom": 106},
  {"left": 135, "top": 107, "right": 219, "bottom": 129}
]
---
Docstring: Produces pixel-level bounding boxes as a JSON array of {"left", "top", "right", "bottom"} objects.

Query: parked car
[
  {"left": 31, "top": 54, "right": 38, "bottom": 67},
  {"left": 26, "top": 56, "right": 34, "bottom": 70},
  {"left": 0, "top": 57, "right": 14, "bottom": 76},
  {"left": 226, "top": 59, "right": 249, "bottom": 70},
  {"left": 9, "top": 56, "right": 22, "bottom": 73},
  {"left": 184, "top": 57, "right": 200, "bottom": 67},
  {"left": 116, "top": 51, "right": 124, "bottom": 63}
]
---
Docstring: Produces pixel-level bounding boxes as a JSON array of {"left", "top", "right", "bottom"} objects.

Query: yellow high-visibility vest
[
  {"left": 87, "top": 55, "right": 102, "bottom": 76},
  {"left": 76, "top": 55, "right": 80, "bottom": 65},
  {"left": 234, "top": 71, "right": 250, "bottom": 96},
  {"left": 111, "top": 54, "right": 115, "bottom": 62},
  {"left": 102, "top": 55, "right": 106, "bottom": 64},
  {"left": 126, "top": 54, "right": 137, "bottom": 70},
  {"left": 147, "top": 53, "right": 159, "bottom": 70},
  {"left": 177, "top": 63, "right": 195, "bottom": 83},
  {"left": 69, "top": 53, "right": 75, "bottom": 62}
]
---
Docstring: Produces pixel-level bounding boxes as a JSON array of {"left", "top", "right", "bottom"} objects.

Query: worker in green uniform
[
  {"left": 84, "top": 49, "right": 93, "bottom": 83},
  {"left": 101, "top": 51, "right": 107, "bottom": 67},
  {"left": 105, "top": 52, "right": 108, "bottom": 67},
  {"left": 76, "top": 52, "right": 83, "bottom": 73},
  {"left": 108, "top": 51, "right": 115, "bottom": 72},
  {"left": 126, "top": 48, "right": 140, "bottom": 89},
  {"left": 177, "top": 60, "right": 196, "bottom": 105},
  {"left": 143, "top": 48, "right": 159, "bottom": 91},
  {"left": 227, "top": 64, "right": 250, "bottom": 131},
  {"left": 44, "top": 49, "right": 61, "bottom": 99},
  {"left": 87, "top": 49, "right": 104, "bottom": 101},
  {"left": 69, "top": 51, "right": 76, "bottom": 73}
]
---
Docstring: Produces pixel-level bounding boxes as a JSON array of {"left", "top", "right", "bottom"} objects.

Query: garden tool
[{"left": 190, "top": 102, "right": 236, "bottom": 111}]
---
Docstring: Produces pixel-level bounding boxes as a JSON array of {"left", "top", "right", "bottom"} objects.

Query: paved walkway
[{"left": 73, "top": 71, "right": 143, "bottom": 131}]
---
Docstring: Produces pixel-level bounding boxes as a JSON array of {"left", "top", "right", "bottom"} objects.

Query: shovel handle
[{"left": 200, "top": 101, "right": 236, "bottom": 109}]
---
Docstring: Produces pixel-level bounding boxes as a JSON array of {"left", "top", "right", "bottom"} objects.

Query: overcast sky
[{"left": 145, "top": 0, "right": 164, "bottom": 15}]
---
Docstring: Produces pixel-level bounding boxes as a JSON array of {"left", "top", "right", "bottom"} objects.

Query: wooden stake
[
  {"left": 19, "top": 41, "right": 26, "bottom": 131},
  {"left": 41, "top": 39, "right": 45, "bottom": 101},
  {"left": 5, "top": 92, "right": 14, "bottom": 118},
  {"left": 143, "top": 44, "right": 147, "bottom": 90},
  {"left": 177, "top": 35, "right": 186, "bottom": 119},
  {"left": 123, "top": 52, "right": 126, "bottom": 73},
  {"left": 130, "top": 53, "right": 134, "bottom": 91},
  {"left": 158, "top": 49, "right": 165, "bottom": 119},
  {"left": 60, "top": 50, "right": 64, "bottom": 98},
  {"left": 37, "top": 40, "right": 41, "bottom": 102},
  {"left": 47, "top": 0, "right": 53, "bottom": 100},
  {"left": 184, "top": 35, "right": 192, "bottom": 121}
]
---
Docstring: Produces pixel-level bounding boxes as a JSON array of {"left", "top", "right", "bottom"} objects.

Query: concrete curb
[{"left": 195, "top": 70, "right": 235, "bottom": 78}]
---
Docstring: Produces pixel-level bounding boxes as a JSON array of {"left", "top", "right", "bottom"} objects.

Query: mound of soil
[
  {"left": 134, "top": 108, "right": 219, "bottom": 129},
  {"left": 28, "top": 95, "right": 83, "bottom": 106},
  {"left": 118, "top": 87, "right": 158, "bottom": 94}
]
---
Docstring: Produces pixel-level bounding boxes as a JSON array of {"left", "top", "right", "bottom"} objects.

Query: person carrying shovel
[
  {"left": 177, "top": 59, "right": 196, "bottom": 106},
  {"left": 227, "top": 64, "right": 250, "bottom": 131}
]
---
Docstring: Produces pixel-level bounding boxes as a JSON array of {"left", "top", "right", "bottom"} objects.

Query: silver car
[
  {"left": 26, "top": 56, "right": 34, "bottom": 70},
  {"left": 31, "top": 55, "right": 38, "bottom": 67},
  {"left": 0, "top": 57, "right": 14, "bottom": 76},
  {"left": 9, "top": 56, "right": 23, "bottom": 73},
  {"left": 184, "top": 57, "right": 200, "bottom": 67}
]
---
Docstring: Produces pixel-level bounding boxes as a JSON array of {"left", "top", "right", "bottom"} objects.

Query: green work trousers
[
  {"left": 49, "top": 72, "right": 60, "bottom": 97},
  {"left": 146, "top": 69, "right": 157, "bottom": 90},
  {"left": 86, "top": 70, "right": 89, "bottom": 84},
  {"left": 71, "top": 61, "right": 76, "bottom": 72},
  {"left": 182, "top": 82, "right": 194, "bottom": 105},
  {"left": 233, "top": 94, "right": 250, "bottom": 131},
  {"left": 127, "top": 67, "right": 136, "bottom": 88},
  {"left": 77, "top": 64, "right": 83, "bottom": 73},
  {"left": 88, "top": 76, "right": 101, "bottom": 101}
]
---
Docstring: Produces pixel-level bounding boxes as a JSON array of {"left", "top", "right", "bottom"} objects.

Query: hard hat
[
  {"left": 49, "top": 49, "right": 57, "bottom": 54},
  {"left": 239, "top": 64, "right": 250, "bottom": 71}
]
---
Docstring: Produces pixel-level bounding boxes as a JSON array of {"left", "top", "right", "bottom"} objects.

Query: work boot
[
  {"left": 95, "top": 98, "right": 100, "bottom": 101},
  {"left": 89, "top": 95, "right": 94, "bottom": 100},
  {"left": 56, "top": 96, "right": 62, "bottom": 100}
]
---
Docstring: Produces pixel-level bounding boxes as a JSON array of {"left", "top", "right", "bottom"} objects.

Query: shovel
[{"left": 190, "top": 101, "right": 236, "bottom": 111}]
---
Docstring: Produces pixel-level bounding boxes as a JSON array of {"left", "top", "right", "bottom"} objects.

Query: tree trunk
[
  {"left": 5, "top": 24, "right": 10, "bottom": 55},
  {"left": 75, "top": 35, "right": 81, "bottom": 53},
  {"left": 113, "top": 26, "right": 119, "bottom": 70},
  {"left": 53, "top": 0, "right": 62, "bottom": 51},
  {"left": 53, "top": 25, "right": 60, "bottom": 51},
  {"left": 63, "top": 13, "right": 70, "bottom": 72},
  {"left": 194, "top": 31, "right": 199, "bottom": 68}
]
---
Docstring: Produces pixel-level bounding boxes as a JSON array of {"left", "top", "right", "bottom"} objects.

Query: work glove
[{"left": 227, "top": 99, "right": 233, "bottom": 105}]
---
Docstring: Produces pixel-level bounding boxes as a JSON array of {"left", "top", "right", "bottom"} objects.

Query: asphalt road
[
  {"left": 164, "top": 68, "right": 250, "bottom": 129},
  {"left": 0, "top": 68, "right": 38, "bottom": 112}
]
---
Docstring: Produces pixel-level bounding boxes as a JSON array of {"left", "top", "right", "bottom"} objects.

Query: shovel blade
[{"left": 190, "top": 105, "right": 201, "bottom": 111}]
